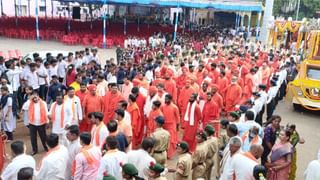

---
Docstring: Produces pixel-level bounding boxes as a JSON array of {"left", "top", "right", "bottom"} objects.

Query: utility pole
[{"left": 296, "top": 0, "right": 301, "bottom": 20}]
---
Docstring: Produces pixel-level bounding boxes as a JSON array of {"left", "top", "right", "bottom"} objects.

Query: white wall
[{"left": 1, "top": 0, "right": 62, "bottom": 17}]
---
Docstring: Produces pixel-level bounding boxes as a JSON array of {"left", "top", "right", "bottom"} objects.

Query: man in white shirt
[
  {"left": 220, "top": 136, "right": 242, "bottom": 180},
  {"left": 236, "top": 110, "right": 263, "bottom": 138},
  {"left": 90, "top": 112, "right": 109, "bottom": 148},
  {"left": 65, "top": 125, "right": 81, "bottom": 180},
  {"left": 304, "top": 148, "right": 320, "bottom": 180},
  {"left": 57, "top": 58, "right": 67, "bottom": 83},
  {"left": 144, "top": 86, "right": 159, "bottom": 117},
  {"left": 24, "top": 63, "right": 40, "bottom": 92},
  {"left": 48, "top": 93, "right": 73, "bottom": 147},
  {"left": 5, "top": 59, "right": 22, "bottom": 95},
  {"left": 266, "top": 80, "right": 279, "bottom": 120},
  {"left": 22, "top": 92, "right": 49, "bottom": 155},
  {"left": 228, "top": 144, "right": 264, "bottom": 180},
  {"left": 35, "top": 58, "right": 49, "bottom": 100},
  {"left": 97, "top": 136, "right": 127, "bottom": 179},
  {"left": 48, "top": 60, "right": 58, "bottom": 82},
  {"left": 1, "top": 141, "right": 36, "bottom": 180},
  {"left": 118, "top": 100, "right": 131, "bottom": 125},
  {"left": 64, "top": 87, "right": 83, "bottom": 125},
  {"left": 36, "top": 133, "right": 69, "bottom": 180},
  {"left": 252, "top": 92, "right": 264, "bottom": 126},
  {"left": 127, "top": 137, "right": 156, "bottom": 179}
]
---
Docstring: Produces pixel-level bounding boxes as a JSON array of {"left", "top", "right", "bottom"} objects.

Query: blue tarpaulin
[{"left": 56, "top": 0, "right": 263, "bottom": 12}]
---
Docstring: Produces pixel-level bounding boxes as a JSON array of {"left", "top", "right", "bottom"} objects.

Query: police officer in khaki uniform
[
  {"left": 204, "top": 124, "right": 219, "bottom": 180},
  {"left": 192, "top": 130, "right": 208, "bottom": 179},
  {"left": 175, "top": 141, "right": 192, "bottom": 180},
  {"left": 147, "top": 162, "right": 168, "bottom": 180},
  {"left": 151, "top": 116, "right": 170, "bottom": 166}
]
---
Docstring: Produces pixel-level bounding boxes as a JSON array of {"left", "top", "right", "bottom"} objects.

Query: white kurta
[
  {"left": 97, "top": 150, "right": 128, "bottom": 180},
  {"left": 22, "top": 100, "right": 49, "bottom": 126},
  {"left": 49, "top": 102, "right": 72, "bottom": 146},
  {"left": 124, "top": 111, "right": 131, "bottom": 125},
  {"left": 66, "top": 139, "right": 81, "bottom": 180},
  {"left": 304, "top": 160, "right": 320, "bottom": 180},
  {"left": 127, "top": 149, "right": 156, "bottom": 179},
  {"left": 91, "top": 123, "right": 109, "bottom": 149},
  {"left": 144, "top": 95, "right": 159, "bottom": 117},
  {"left": 1, "top": 96, "right": 16, "bottom": 132},
  {"left": 36, "top": 145, "right": 69, "bottom": 180},
  {"left": 49, "top": 102, "right": 73, "bottom": 134},
  {"left": 1, "top": 154, "right": 36, "bottom": 180},
  {"left": 64, "top": 96, "right": 83, "bottom": 125},
  {"left": 228, "top": 153, "right": 258, "bottom": 180}
]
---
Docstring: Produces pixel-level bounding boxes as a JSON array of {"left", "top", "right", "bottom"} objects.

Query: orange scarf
[
  {"left": 242, "top": 152, "right": 258, "bottom": 162},
  {"left": 241, "top": 132, "right": 259, "bottom": 145},
  {"left": 51, "top": 103, "right": 65, "bottom": 128},
  {"left": 71, "top": 145, "right": 95, "bottom": 176},
  {"left": 93, "top": 122, "right": 104, "bottom": 146},
  {"left": 29, "top": 100, "right": 47, "bottom": 125}
]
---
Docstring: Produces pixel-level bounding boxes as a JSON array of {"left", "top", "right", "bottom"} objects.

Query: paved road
[{"left": 1, "top": 38, "right": 319, "bottom": 180}]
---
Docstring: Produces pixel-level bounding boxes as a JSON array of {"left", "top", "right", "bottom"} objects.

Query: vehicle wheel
[{"left": 293, "top": 103, "right": 302, "bottom": 111}]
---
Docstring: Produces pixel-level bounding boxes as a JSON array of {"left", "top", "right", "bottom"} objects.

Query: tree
[{"left": 259, "top": 0, "right": 320, "bottom": 19}]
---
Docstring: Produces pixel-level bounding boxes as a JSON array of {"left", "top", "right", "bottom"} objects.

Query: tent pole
[
  {"left": 51, "top": 0, "right": 53, "bottom": 18},
  {"left": 14, "top": 0, "right": 18, "bottom": 27},
  {"left": 18, "top": 0, "right": 21, "bottom": 16},
  {"left": 68, "top": 2, "right": 71, "bottom": 33},
  {"left": 35, "top": 0, "right": 40, "bottom": 42},
  {"left": 45, "top": 0, "right": 47, "bottom": 23},
  {"left": 0, "top": 0, "right": 3, "bottom": 16},
  {"left": 173, "top": 8, "right": 179, "bottom": 42},
  {"left": 28, "top": 0, "right": 31, "bottom": 17},
  {"left": 124, "top": 16, "right": 126, "bottom": 35},
  {"left": 103, "top": 1, "right": 107, "bottom": 49}
]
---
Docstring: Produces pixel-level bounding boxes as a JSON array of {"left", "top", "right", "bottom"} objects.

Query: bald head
[{"left": 250, "top": 144, "right": 264, "bottom": 159}]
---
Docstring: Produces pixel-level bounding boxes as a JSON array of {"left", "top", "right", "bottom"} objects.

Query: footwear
[{"left": 31, "top": 152, "right": 38, "bottom": 156}]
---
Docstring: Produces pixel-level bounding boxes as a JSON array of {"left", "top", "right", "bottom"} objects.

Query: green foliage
[{"left": 259, "top": 0, "right": 319, "bottom": 20}]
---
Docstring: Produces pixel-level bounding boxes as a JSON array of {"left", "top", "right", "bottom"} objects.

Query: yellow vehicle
[{"left": 287, "top": 30, "right": 320, "bottom": 111}]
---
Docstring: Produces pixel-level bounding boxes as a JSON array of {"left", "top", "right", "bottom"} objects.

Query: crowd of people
[{"left": 0, "top": 26, "right": 318, "bottom": 180}]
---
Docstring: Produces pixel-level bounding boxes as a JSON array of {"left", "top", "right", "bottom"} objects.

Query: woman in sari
[
  {"left": 266, "top": 129, "right": 293, "bottom": 180},
  {"left": 261, "top": 115, "right": 281, "bottom": 165}
]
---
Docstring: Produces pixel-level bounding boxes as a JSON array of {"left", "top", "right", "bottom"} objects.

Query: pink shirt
[{"left": 74, "top": 146, "right": 101, "bottom": 180}]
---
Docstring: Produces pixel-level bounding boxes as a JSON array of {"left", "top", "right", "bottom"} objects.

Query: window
[
  {"left": 307, "top": 66, "right": 320, "bottom": 80},
  {"left": 40, "top": 6, "right": 46, "bottom": 12}
]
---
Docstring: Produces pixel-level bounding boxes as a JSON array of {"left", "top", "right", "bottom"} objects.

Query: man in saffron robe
[
  {"left": 182, "top": 93, "right": 202, "bottom": 152},
  {"left": 75, "top": 82, "right": 88, "bottom": 104},
  {"left": 81, "top": 84, "right": 104, "bottom": 132},
  {"left": 225, "top": 76, "right": 242, "bottom": 113},
  {"left": 152, "top": 71, "right": 165, "bottom": 87},
  {"left": 202, "top": 92, "right": 220, "bottom": 137},
  {"left": 189, "top": 75, "right": 200, "bottom": 93},
  {"left": 131, "top": 87, "right": 146, "bottom": 141},
  {"left": 198, "top": 81, "right": 210, "bottom": 111},
  {"left": 103, "top": 83, "right": 124, "bottom": 123},
  {"left": 217, "top": 71, "right": 228, "bottom": 99},
  {"left": 178, "top": 79, "right": 196, "bottom": 127},
  {"left": 176, "top": 66, "right": 189, "bottom": 90},
  {"left": 211, "top": 84, "right": 223, "bottom": 115},
  {"left": 261, "top": 62, "right": 271, "bottom": 85},
  {"left": 127, "top": 94, "right": 142, "bottom": 149},
  {"left": 146, "top": 100, "right": 163, "bottom": 136},
  {"left": 242, "top": 68, "right": 256, "bottom": 103},
  {"left": 163, "top": 70, "right": 177, "bottom": 103},
  {"left": 161, "top": 94, "right": 180, "bottom": 159}
]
